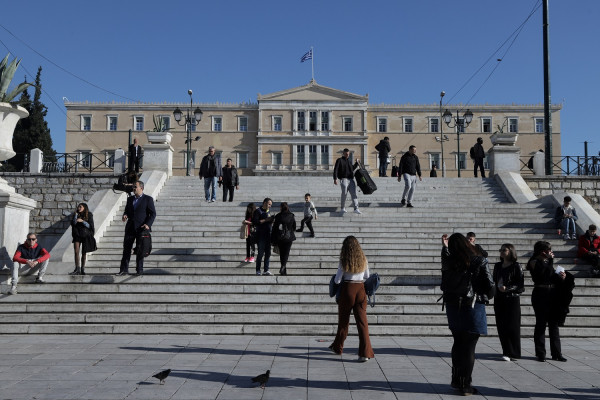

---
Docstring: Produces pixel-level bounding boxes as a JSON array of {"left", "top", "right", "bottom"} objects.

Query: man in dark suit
[
  {"left": 117, "top": 180, "right": 156, "bottom": 276},
  {"left": 128, "top": 138, "right": 143, "bottom": 174}
]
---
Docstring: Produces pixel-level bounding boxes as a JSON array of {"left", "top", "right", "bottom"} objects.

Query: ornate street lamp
[
  {"left": 435, "top": 91, "right": 449, "bottom": 177},
  {"left": 443, "top": 108, "right": 473, "bottom": 177},
  {"left": 173, "top": 90, "right": 202, "bottom": 176}
]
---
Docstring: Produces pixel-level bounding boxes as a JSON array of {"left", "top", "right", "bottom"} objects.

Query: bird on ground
[
  {"left": 251, "top": 369, "right": 270, "bottom": 388},
  {"left": 153, "top": 369, "right": 171, "bottom": 384}
]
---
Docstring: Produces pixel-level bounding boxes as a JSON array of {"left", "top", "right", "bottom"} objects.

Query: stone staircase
[{"left": 1, "top": 176, "right": 598, "bottom": 336}]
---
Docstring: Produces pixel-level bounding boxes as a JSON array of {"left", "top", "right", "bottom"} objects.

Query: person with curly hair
[{"left": 329, "top": 236, "right": 374, "bottom": 362}]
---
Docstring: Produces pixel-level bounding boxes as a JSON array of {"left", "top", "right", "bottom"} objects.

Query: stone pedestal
[
  {"left": 144, "top": 132, "right": 174, "bottom": 176},
  {"left": 533, "top": 151, "right": 545, "bottom": 176},
  {"left": 113, "top": 148, "right": 126, "bottom": 175},
  {"left": 0, "top": 183, "right": 37, "bottom": 269},
  {"left": 30, "top": 148, "right": 43, "bottom": 173},
  {"left": 488, "top": 133, "right": 521, "bottom": 176}
]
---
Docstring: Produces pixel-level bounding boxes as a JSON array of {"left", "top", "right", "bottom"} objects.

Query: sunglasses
[{"left": 27, "top": 238, "right": 37, "bottom": 241}]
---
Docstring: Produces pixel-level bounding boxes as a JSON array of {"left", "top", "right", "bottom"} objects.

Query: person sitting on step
[{"left": 9, "top": 233, "right": 50, "bottom": 295}]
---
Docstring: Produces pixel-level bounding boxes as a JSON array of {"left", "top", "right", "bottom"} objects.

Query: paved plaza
[{"left": 0, "top": 335, "right": 598, "bottom": 399}]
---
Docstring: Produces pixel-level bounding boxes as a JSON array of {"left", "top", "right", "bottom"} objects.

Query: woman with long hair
[
  {"left": 329, "top": 236, "right": 374, "bottom": 362},
  {"left": 69, "top": 203, "right": 95, "bottom": 275},
  {"left": 527, "top": 241, "right": 567, "bottom": 362},
  {"left": 271, "top": 202, "right": 296, "bottom": 275},
  {"left": 243, "top": 203, "right": 256, "bottom": 263},
  {"left": 493, "top": 243, "right": 524, "bottom": 361},
  {"left": 441, "top": 233, "right": 494, "bottom": 395}
]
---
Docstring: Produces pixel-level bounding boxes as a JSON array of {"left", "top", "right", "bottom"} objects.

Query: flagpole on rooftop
[{"left": 311, "top": 46, "right": 314, "bottom": 81}]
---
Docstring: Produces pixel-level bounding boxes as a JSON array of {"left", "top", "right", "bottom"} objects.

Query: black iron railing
[{"left": 520, "top": 155, "right": 600, "bottom": 176}]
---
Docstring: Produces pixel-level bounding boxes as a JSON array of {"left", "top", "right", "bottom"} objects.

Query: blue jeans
[
  {"left": 561, "top": 218, "right": 576, "bottom": 236},
  {"left": 203, "top": 177, "right": 218, "bottom": 201},
  {"left": 256, "top": 236, "right": 271, "bottom": 273}
]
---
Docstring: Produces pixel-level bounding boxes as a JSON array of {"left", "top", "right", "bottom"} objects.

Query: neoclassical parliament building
[{"left": 65, "top": 80, "right": 561, "bottom": 176}]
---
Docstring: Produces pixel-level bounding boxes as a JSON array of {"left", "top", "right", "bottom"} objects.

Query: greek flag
[{"left": 300, "top": 49, "right": 312, "bottom": 63}]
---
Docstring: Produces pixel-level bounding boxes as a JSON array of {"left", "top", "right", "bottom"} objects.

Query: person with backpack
[
  {"left": 441, "top": 233, "right": 494, "bottom": 396},
  {"left": 471, "top": 137, "right": 486, "bottom": 178},
  {"left": 375, "top": 136, "right": 391, "bottom": 177},
  {"left": 270, "top": 202, "right": 296, "bottom": 276}
]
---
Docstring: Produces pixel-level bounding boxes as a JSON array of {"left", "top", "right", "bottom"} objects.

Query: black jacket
[
  {"left": 473, "top": 142, "right": 485, "bottom": 159},
  {"left": 399, "top": 152, "right": 421, "bottom": 177},
  {"left": 123, "top": 194, "right": 156, "bottom": 235},
  {"left": 441, "top": 246, "right": 495, "bottom": 305},
  {"left": 333, "top": 156, "right": 355, "bottom": 180},
  {"left": 492, "top": 261, "right": 525, "bottom": 297},
  {"left": 375, "top": 139, "right": 391, "bottom": 159},
  {"left": 221, "top": 166, "right": 239, "bottom": 187},
  {"left": 271, "top": 211, "right": 297, "bottom": 244}
]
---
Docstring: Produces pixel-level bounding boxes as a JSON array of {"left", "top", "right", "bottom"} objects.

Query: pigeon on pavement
[
  {"left": 251, "top": 369, "right": 270, "bottom": 388},
  {"left": 153, "top": 369, "right": 171, "bottom": 384}
]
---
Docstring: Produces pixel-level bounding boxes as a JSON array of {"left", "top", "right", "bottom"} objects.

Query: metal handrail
[{"left": 520, "top": 155, "right": 600, "bottom": 176}]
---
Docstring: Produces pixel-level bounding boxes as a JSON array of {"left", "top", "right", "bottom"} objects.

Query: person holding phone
[{"left": 527, "top": 241, "right": 567, "bottom": 362}]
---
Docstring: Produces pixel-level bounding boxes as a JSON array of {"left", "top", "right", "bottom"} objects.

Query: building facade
[{"left": 65, "top": 80, "right": 561, "bottom": 176}]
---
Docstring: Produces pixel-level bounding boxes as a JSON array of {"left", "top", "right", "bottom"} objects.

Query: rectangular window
[
  {"left": 161, "top": 116, "right": 171, "bottom": 131},
  {"left": 309, "top": 111, "right": 317, "bottom": 131},
  {"left": 457, "top": 153, "right": 466, "bottom": 169},
  {"left": 404, "top": 117, "right": 413, "bottom": 133},
  {"left": 320, "top": 145, "right": 329, "bottom": 165},
  {"left": 81, "top": 115, "right": 91, "bottom": 131},
  {"left": 308, "top": 145, "right": 317, "bottom": 165},
  {"left": 535, "top": 118, "right": 544, "bottom": 133},
  {"left": 297, "top": 145, "right": 305, "bottom": 165},
  {"left": 343, "top": 117, "right": 352, "bottom": 132},
  {"left": 213, "top": 116, "right": 222, "bottom": 132},
  {"left": 105, "top": 151, "right": 115, "bottom": 168},
  {"left": 509, "top": 118, "right": 518, "bottom": 133},
  {"left": 272, "top": 152, "right": 282, "bottom": 165},
  {"left": 457, "top": 118, "right": 465, "bottom": 133},
  {"left": 273, "top": 116, "right": 282, "bottom": 131},
  {"left": 238, "top": 152, "right": 248, "bottom": 168},
  {"left": 297, "top": 111, "right": 305, "bottom": 131},
  {"left": 430, "top": 153, "right": 440, "bottom": 169},
  {"left": 430, "top": 117, "right": 439, "bottom": 133},
  {"left": 238, "top": 116, "right": 248, "bottom": 132},
  {"left": 80, "top": 151, "right": 91, "bottom": 168},
  {"left": 377, "top": 117, "right": 387, "bottom": 133},
  {"left": 108, "top": 116, "right": 118, "bottom": 131},
  {"left": 134, "top": 116, "right": 144, "bottom": 131},
  {"left": 321, "top": 111, "right": 329, "bottom": 131},
  {"left": 482, "top": 118, "right": 491, "bottom": 133}
]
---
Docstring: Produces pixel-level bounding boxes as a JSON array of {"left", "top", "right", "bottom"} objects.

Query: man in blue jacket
[{"left": 117, "top": 180, "right": 156, "bottom": 276}]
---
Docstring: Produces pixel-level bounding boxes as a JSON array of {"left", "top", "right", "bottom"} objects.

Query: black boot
[
  {"left": 451, "top": 367, "right": 459, "bottom": 389},
  {"left": 279, "top": 266, "right": 287, "bottom": 275},
  {"left": 80, "top": 267, "right": 86, "bottom": 275},
  {"left": 69, "top": 267, "right": 81, "bottom": 275}
]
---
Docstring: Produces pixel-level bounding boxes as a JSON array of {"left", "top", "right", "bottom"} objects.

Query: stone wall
[
  {"left": 0, "top": 173, "right": 116, "bottom": 250},
  {"left": 524, "top": 176, "right": 600, "bottom": 214}
]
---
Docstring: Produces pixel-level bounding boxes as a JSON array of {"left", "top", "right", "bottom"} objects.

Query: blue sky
[{"left": 1, "top": 0, "right": 598, "bottom": 156}]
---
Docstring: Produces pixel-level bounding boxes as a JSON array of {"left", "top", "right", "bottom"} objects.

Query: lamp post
[
  {"left": 442, "top": 108, "right": 473, "bottom": 177},
  {"left": 173, "top": 90, "right": 203, "bottom": 176},
  {"left": 436, "top": 91, "right": 449, "bottom": 177}
]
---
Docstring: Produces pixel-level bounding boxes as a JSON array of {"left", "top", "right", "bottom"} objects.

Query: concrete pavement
[{"left": 0, "top": 335, "right": 598, "bottom": 399}]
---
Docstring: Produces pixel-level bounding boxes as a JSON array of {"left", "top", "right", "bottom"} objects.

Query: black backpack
[
  {"left": 469, "top": 146, "right": 475, "bottom": 159},
  {"left": 136, "top": 229, "right": 152, "bottom": 258}
]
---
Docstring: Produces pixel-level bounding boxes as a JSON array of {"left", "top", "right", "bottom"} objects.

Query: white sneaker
[
  {"left": 354, "top": 209, "right": 362, "bottom": 214},
  {"left": 210, "top": 199, "right": 216, "bottom": 202},
  {"left": 341, "top": 208, "right": 347, "bottom": 213},
  {"left": 8, "top": 286, "right": 17, "bottom": 295},
  {"left": 563, "top": 234, "right": 570, "bottom": 240},
  {"left": 358, "top": 356, "right": 370, "bottom": 362},
  {"left": 501, "top": 355, "right": 511, "bottom": 362},
  {"left": 263, "top": 271, "right": 273, "bottom": 276},
  {"left": 571, "top": 234, "right": 577, "bottom": 240}
]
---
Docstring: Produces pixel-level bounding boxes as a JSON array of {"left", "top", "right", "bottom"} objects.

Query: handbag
[
  {"left": 329, "top": 274, "right": 341, "bottom": 303},
  {"left": 240, "top": 223, "right": 248, "bottom": 239},
  {"left": 364, "top": 273, "right": 380, "bottom": 307},
  {"left": 278, "top": 225, "right": 292, "bottom": 243},
  {"left": 272, "top": 244, "right": 280, "bottom": 255}
]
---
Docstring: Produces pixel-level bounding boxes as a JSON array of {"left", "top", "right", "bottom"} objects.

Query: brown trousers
[{"left": 331, "top": 281, "right": 375, "bottom": 358}]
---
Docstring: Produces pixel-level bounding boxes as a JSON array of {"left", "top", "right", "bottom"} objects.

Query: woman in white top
[{"left": 329, "top": 236, "right": 374, "bottom": 362}]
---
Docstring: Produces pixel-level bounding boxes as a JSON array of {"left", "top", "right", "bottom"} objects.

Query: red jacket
[
  {"left": 577, "top": 231, "right": 600, "bottom": 258},
  {"left": 12, "top": 242, "right": 51, "bottom": 264}
]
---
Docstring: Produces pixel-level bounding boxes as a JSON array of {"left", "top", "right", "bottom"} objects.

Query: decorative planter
[
  {"left": 146, "top": 131, "right": 172, "bottom": 144},
  {"left": 490, "top": 132, "right": 518, "bottom": 147},
  {"left": 0, "top": 102, "right": 29, "bottom": 161}
]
